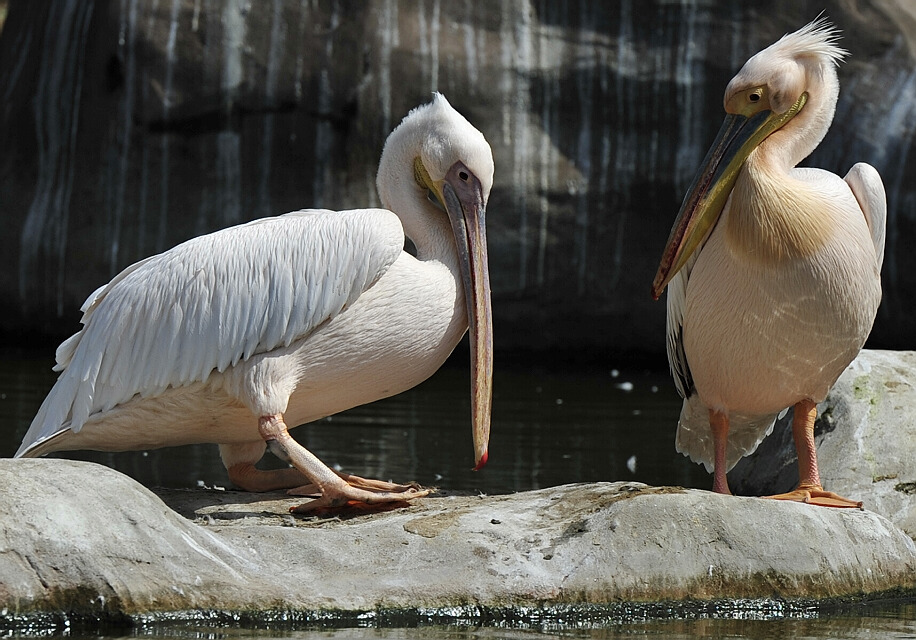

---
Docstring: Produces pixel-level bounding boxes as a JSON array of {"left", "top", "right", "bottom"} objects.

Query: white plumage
[
  {"left": 652, "top": 19, "right": 885, "bottom": 506},
  {"left": 23, "top": 210, "right": 400, "bottom": 446},
  {"left": 18, "top": 93, "right": 494, "bottom": 512}
]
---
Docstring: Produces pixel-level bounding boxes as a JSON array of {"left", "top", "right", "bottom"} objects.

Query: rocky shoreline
[{"left": 3, "top": 351, "right": 916, "bottom": 632}]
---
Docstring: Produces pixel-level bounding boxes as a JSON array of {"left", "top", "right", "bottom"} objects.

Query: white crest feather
[{"left": 768, "top": 16, "right": 847, "bottom": 66}]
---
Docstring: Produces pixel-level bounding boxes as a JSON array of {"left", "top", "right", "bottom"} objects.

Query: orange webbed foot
[
  {"left": 764, "top": 483, "right": 863, "bottom": 509},
  {"left": 290, "top": 484, "right": 432, "bottom": 515},
  {"left": 286, "top": 471, "right": 429, "bottom": 498}
]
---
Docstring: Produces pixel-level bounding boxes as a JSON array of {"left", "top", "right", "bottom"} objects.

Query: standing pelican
[
  {"left": 16, "top": 93, "right": 494, "bottom": 513},
  {"left": 652, "top": 19, "right": 885, "bottom": 507}
]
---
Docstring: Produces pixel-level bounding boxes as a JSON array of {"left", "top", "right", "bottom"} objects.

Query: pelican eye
[
  {"left": 459, "top": 170, "right": 469, "bottom": 181},
  {"left": 749, "top": 91, "right": 761, "bottom": 102}
]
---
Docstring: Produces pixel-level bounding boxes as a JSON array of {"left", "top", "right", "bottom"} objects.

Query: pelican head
[
  {"left": 377, "top": 93, "right": 494, "bottom": 470},
  {"left": 652, "top": 18, "right": 847, "bottom": 298}
]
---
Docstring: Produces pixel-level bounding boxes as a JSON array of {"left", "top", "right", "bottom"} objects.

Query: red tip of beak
[{"left": 473, "top": 450, "right": 489, "bottom": 471}]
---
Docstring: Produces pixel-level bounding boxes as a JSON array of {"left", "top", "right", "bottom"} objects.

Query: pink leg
[
  {"left": 287, "top": 470, "right": 424, "bottom": 497},
  {"left": 227, "top": 463, "right": 311, "bottom": 492},
  {"left": 709, "top": 410, "right": 732, "bottom": 495},
  {"left": 258, "top": 414, "right": 432, "bottom": 513},
  {"left": 765, "top": 400, "right": 862, "bottom": 508},
  {"left": 220, "top": 441, "right": 310, "bottom": 492}
]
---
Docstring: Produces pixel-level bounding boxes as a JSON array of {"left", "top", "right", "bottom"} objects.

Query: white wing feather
[
  {"left": 17, "top": 208, "right": 404, "bottom": 456},
  {"left": 844, "top": 162, "right": 886, "bottom": 272}
]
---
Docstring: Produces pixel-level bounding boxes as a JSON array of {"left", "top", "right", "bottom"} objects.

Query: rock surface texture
[
  {"left": 731, "top": 350, "right": 916, "bottom": 538},
  {"left": 2, "top": 458, "right": 915, "bottom": 629}
]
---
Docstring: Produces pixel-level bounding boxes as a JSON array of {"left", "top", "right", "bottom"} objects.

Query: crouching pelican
[
  {"left": 651, "top": 19, "right": 885, "bottom": 507},
  {"left": 16, "top": 93, "right": 494, "bottom": 513}
]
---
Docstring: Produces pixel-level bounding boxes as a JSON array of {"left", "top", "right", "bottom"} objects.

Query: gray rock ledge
[
  {"left": 731, "top": 350, "right": 916, "bottom": 537},
  {"left": 2, "top": 458, "right": 915, "bottom": 631}
]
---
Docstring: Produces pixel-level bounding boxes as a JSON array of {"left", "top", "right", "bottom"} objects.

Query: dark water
[
  {"left": 0, "top": 349, "right": 709, "bottom": 494},
  {"left": 2, "top": 350, "right": 915, "bottom": 639},
  {"left": 24, "top": 601, "right": 916, "bottom": 639}
]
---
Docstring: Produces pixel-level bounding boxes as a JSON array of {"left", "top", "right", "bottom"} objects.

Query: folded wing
[{"left": 17, "top": 209, "right": 404, "bottom": 456}]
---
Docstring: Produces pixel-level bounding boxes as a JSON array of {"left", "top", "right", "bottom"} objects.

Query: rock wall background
[{"left": 1, "top": 0, "right": 914, "bottom": 354}]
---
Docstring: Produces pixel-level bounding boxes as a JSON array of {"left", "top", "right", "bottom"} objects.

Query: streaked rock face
[{"left": 1, "top": 1, "right": 913, "bottom": 351}]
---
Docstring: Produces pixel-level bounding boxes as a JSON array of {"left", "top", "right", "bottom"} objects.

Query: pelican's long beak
[
  {"left": 442, "top": 162, "right": 493, "bottom": 470},
  {"left": 651, "top": 92, "right": 808, "bottom": 299}
]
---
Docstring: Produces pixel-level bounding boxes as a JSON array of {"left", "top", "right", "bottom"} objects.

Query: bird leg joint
[
  {"left": 258, "top": 414, "right": 287, "bottom": 441},
  {"left": 258, "top": 415, "right": 295, "bottom": 463}
]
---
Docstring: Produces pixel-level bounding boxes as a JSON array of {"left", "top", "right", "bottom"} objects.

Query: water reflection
[
  {"left": 46, "top": 601, "right": 916, "bottom": 639},
  {"left": 0, "top": 349, "right": 710, "bottom": 493}
]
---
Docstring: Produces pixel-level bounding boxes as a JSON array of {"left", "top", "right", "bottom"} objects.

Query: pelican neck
[{"left": 725, "top": 154, "right": 833, "bottom": 264}]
